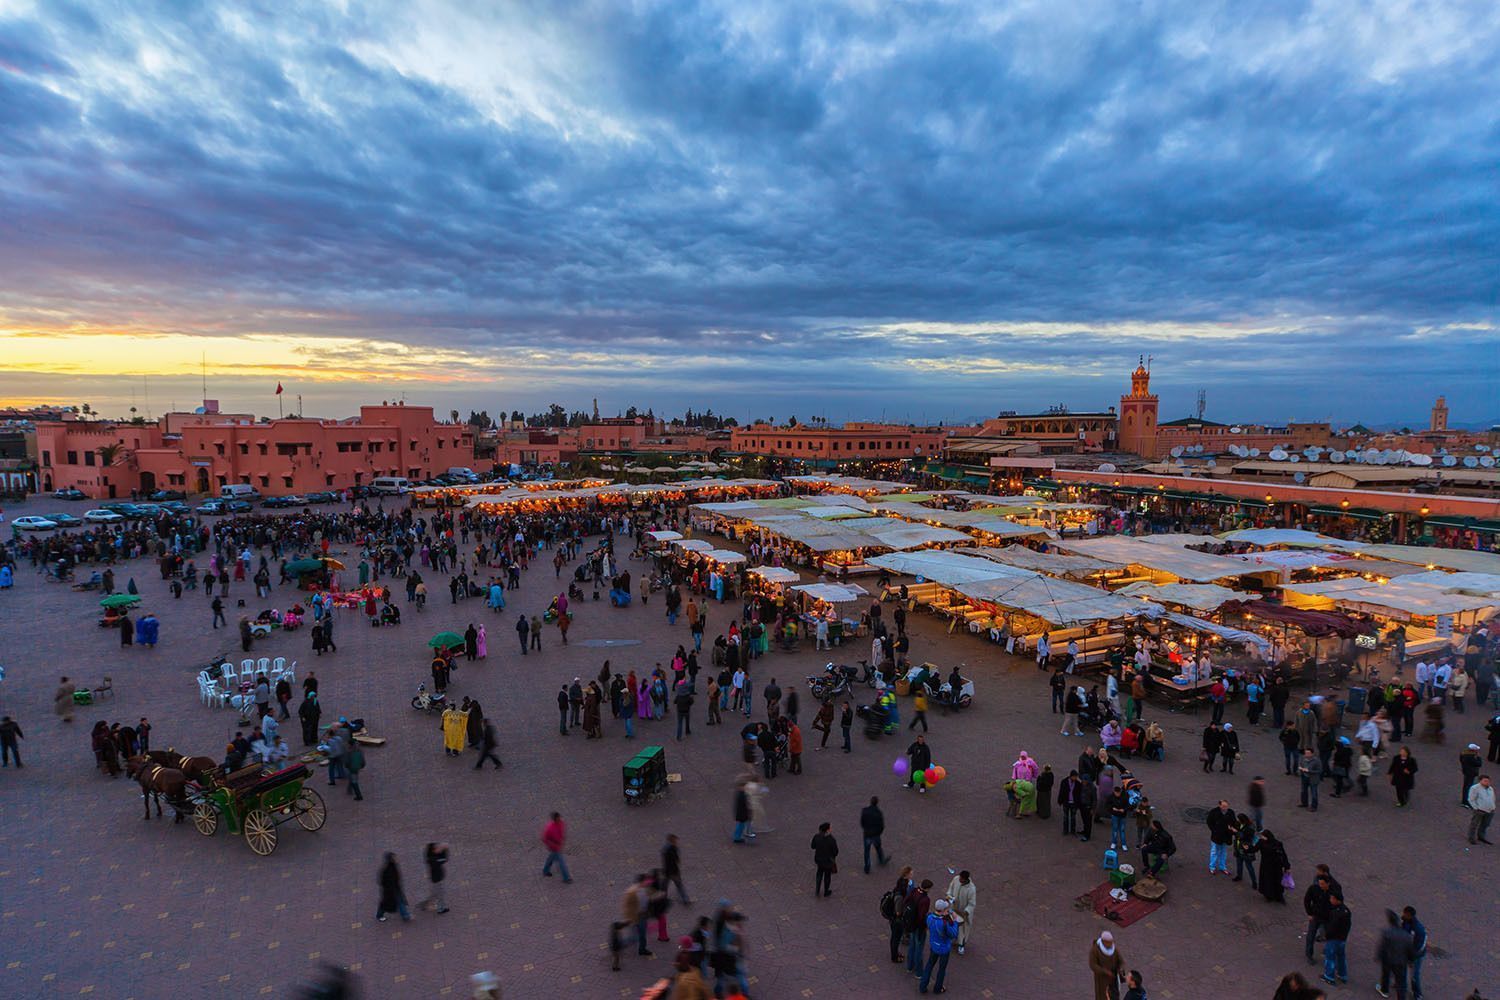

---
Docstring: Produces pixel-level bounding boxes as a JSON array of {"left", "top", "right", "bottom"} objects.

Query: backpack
[
  {"left": 879, "top": 889, "right": 899, "bottom": 921},
  {"left": 901, "top": 893, "right": 924, "bottom": 932}
]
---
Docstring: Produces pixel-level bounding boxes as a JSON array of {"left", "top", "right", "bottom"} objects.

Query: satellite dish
[
  {"left": 1363, "top": 449, "right": 1382, "bottom": 463},
  {"left": 1481, "top": 456, "right": 1496, "bottom": 468},
  {"left": 1442, "top": 455, "right": 1458, "bottom": 467},
  {"left": 1230, "top": 426, "right": 1243, "bottom": 434},
  {"left": 1330, "top": 452, "right": 1346, "bottom": 464},
  {"left": 1097, "top": 463, "right": 1118, "bottom": 473},
  {"left": 1269, "top": 448, "right": 1288, "bottom": 461},
  {"left": 1476, "top": 444, "right": 1490, "bottom": 452},
  {"left": 1410, "top": 453, "right": 1432, "bottom": 466},
  {"left": 1303, "top": 447, "right": 1320, "bottom": 459},
  {"left": 1293, "top": 472, "right": 1306, "bottom": 484},
  {"left": 1170, "top": 446, "right": 1183, "bottom": 458},
  {"left": 1463, "top": 456, "right": 1479, "bottom": 468},
  {"left": 1289, "top": 454, "right": 1301, "bottom": 463},
  {"left": 1345, "top": 450, "right": 1360, "bottom": 460},
  {"left": 1249, "top": 448, "right": 1261, "bottom": 457},
  {"left": 1381, "top": 449, "right": 1398, "bottom": 463},
  {"left": 1206, "top": 458, "right": 1217, "bottom": 468}
]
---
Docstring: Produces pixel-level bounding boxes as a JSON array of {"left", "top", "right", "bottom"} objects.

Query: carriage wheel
[
  {"left": 192, "top": 801, "right": 219, "bottom": 837},
  {"left": 294, "top": 788, "right": 327, "bottom": 831},
  {"left": 243, "top": 808, "right": 277, "bottom": 855}
]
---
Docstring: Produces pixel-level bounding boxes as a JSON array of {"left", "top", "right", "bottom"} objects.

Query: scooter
[
  {"left": 807, "top": 665, "right": 852, "bottom": 703},
  {"left": 411, "top": 682, "right": 447, "bottom": 712}
]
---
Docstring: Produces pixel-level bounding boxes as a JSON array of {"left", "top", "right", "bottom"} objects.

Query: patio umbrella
[
  {"left": 321, "top": 558, "right": 347, "bottom": 571},
  {"left": 285, "top": 558, "right": 324, "bottom": 575},
  {"left": 428, "top": 631, "right": 465, "bottom": 649},
  {"left": 99, "top": 594, "right": 141, "bottom": 609}
]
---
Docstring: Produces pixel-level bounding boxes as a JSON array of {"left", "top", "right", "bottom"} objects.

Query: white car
[
  {"left": 83, "top": 509, "right": 124, "bottom": 523},
  {"left": 14, "top": 515, "right": 59, "bottom": 531}
]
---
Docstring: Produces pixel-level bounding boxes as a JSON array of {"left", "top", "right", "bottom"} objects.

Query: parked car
[
  {"left": 225, "top": 500, "right": 253, "bottom": 514},
  {"left": 195, "top": 500, "right": 227, "bottom": 515},
  {"left": 14, "top": 515, "right": 59, "bottom": 531},
  {"left": 148, "top": 489, "right": 186, "bottom": 501},
  {"left": 159, "top": 501, "right": 190, "bottom": 513},
  {"left": 45, "top": 513, "right": 83, "bottom": 527},
  {"left": 262, "top": 495, "right": 305, "bottom": 509},
  {"left": 83, "top": 509, "right": 124, "bottom": 523},
  {"left": 101, "top": 501, "right": 144, "bottom": 516},
  {"left": 52, "top": 487, "right": 86, "bottom": 501}
]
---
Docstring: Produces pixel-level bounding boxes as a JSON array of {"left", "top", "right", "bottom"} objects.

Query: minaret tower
[{"left": 1119, "top": 356, "right": 1160, "bottom": 458}]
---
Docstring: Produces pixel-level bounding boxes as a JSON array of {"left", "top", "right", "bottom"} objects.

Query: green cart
[
  {"left": 191, "top": 762, "right": 327, "bottom": 855},
  {"left": 623, "top": 745, "right": 667, "bottom": 805}
]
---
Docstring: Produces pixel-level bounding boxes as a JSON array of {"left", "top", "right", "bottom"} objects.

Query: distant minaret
[
  {"left": 592, "top": 397, "right": 600, "bottom": 421},
  {"left": 1118, "top": 356, "right": 1160, "bottom": 458},
  {"left": 1430, "top": 396, "right": 1448, "bottom": 432}
]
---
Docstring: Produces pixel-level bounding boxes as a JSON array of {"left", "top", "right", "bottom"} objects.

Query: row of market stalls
[{"left": 415, "top": 477, "right": 785, "bottom": 512}]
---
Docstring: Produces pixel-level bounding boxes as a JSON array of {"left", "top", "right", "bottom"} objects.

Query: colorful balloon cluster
[{"left": 894, "top": 758, "right": 948, "bottom": 786}]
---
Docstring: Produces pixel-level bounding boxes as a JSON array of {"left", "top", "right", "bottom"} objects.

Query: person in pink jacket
[{"left": 541, "top": 812, "right": 572, "bottom": 883}]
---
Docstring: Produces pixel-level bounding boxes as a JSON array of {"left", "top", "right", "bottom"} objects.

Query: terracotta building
[
  {"left": 34, "top": 402, "right": 481, "bottom": 498},
  {"left": 727, "top": 421, "right": 949, "bottom": 462}
]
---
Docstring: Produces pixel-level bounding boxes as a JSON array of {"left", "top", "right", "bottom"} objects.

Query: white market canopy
[
  {"left": 1117, "top": 581, "right": 1252, "bottom": 612},
  {"left": 866, "top": 551, "right": 1035, "bottom": 588},
  {"left": 792, "top": 582, "right": 869, "bottom": 604},
  {"left": 1162, "top": 612, "right": 1273, "bottom": 656},
  {"left": 748, "top": 566, "right": 801, "bottom": 584},
  {"left": 955, "top": 545, "right": 1111, "bottom": 578},
  {"left": 703, "top": 549, "right": 747, "bottom": 564},
  {"left": 1399, "top": 570, "right": 1500, "bottom": 598},
  {"left": 1342, "top": 544, "right": 1500, "bottom": 576},
  {"left": 1219, "top": 528, "right": 1365, "bottom": 549},
  {"left": 671, "top": 538, "right": 714, "bottom": 552},
  {"left": 955, "top": 574, "right": 1159, "bottom": 626},
  {"left": 1056, "top": 536, "right": 1262, "bottom": 583},
  {"left": 645, "top": 529, "right": 683, "bottom": 542},
  {"left": 1281, "top": 578, "right": 1498, "bottom": 618}
]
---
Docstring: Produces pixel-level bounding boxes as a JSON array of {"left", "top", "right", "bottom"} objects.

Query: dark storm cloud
[{"left": 0, "top": 0, "right": 1495, "bottom": 422}]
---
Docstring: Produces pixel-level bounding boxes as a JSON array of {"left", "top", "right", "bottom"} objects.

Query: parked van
[
  {"left": 220, "top": 483, "right": 261, "bottom": 502},
  {"left": 369, "top": 476, "right": 410, "bottom": 495},
  {"left": 445, "top": 467, "right": 477, "bottom": 479}
]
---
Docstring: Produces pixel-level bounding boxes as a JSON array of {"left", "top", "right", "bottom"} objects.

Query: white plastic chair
[
  {"left": 282, "top": 660, "right": 297, "bottom": 685},
  {"left": 220, "top": 662, "right": 237, "bottom": 685},
  {"left": 241, "top": 658, "right": 255, "bottom": 677},
  {"left": 272, "top": 656, "right": 287, "bottom": 674},
  {"left": 256, "top": 657, "right": 271, "bottom": 676},
  {"left": 197, "top": 674, "right": 212, "bottom": 705}
]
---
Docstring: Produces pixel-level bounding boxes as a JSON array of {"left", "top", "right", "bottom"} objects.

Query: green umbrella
[
  {"left": 285, "top": 558, "right": 324, "bottom": 575},
  {"left": 428, "top": 631, "right": 465, "bottom": 649},
  {"left": 99, "top": 593, "right": 141, "bottom": 609}
]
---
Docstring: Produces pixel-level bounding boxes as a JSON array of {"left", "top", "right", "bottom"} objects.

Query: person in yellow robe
[{"left": 442, "top": 706, "right": 469, "bottom": 757}]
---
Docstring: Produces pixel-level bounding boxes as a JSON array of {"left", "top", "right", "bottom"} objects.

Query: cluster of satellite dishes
[{"left": 1162, "top": 442, "right": 1497, "bottom": 470}]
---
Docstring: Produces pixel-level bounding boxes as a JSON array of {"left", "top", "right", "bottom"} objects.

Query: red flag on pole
[{"left": 275, "top": 382, "right": 284, "bottom": 395}]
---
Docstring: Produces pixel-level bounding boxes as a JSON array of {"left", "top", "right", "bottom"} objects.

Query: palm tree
[
  {"left": 450, "top": 409, "right": 460, "bottom": 425},
  {"left": 97, "top": 443, "right": 126, "bottom": 466}
]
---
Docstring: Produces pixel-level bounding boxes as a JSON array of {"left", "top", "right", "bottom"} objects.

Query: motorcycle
[
  {"left": 933, "top": 677, "right": 976, "bottom": 712},
  {"left": 411, "top": 682, "right": 447, "bottom": 712},
  {"left": 807, "top": 663, "right": 854, "bottom": 702}
]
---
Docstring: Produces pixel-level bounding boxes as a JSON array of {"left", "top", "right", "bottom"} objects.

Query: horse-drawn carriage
[{"left": 190, "top": 762, "right": 326, "bottom": 855}]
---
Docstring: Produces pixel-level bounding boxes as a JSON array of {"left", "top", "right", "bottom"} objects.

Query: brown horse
[
  {"left": 125, "top": 755, "right": 190, "bottom": 821},
  {"left": 143, "top": 750, "right": 219, "bottom": 784}
]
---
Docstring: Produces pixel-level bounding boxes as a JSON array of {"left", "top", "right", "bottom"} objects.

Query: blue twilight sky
[{"left": 0, "top": 0, "right": 1496, "bottom": 426}]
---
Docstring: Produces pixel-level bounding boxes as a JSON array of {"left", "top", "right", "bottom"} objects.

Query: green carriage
[{"left": 191, "top": 762, "right": 327, "bottom": 855}]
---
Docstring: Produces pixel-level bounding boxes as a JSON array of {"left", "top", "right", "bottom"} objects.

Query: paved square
[{"left": 0, "top": 504, "right": 1494, "bottom": 998}]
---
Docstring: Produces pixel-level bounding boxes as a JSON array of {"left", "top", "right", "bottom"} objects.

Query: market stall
[{"left": 790, "top": 582, "right": 869, "bottom": 644}]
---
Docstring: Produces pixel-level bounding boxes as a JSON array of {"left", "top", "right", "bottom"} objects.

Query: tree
[
  {"left": 96, "top": 443, "right": 126, "bottom": 466},
  {"left": 450, "top": 409, "right": 460, "bottom": 425},
  {"left": 787, "top": 415, "right": 799, "bottom": 427}
]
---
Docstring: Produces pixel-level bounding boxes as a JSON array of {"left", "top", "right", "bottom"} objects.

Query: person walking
[
  {"left": 375, "top": 853, "right": 411, "bottom": 923},
  {"left": 1298, "top": 748, "right": 1323, "bottom": 811},
  {"left": 345, "top": 737, "right": 365, "bottom": 800},
  {"left": 1320, "top": 890, "right": 1351, "bottom": 987},
  {"left": 1205, "top": 800, "right": 1235, "bottom": 875},
  {"left": 541, "top": 812, "right": 572, "bottom": 883},
  {"left": 1400, "top": 906, "right": 1427, "bottom": 1000},
  {"left": 909, "top": 688, "right": 929, "bottom": 732},
  {"left": 516, "top": 614, "right": 530, "bottom": 655},
  {"left": 732, "top": 780, "right": 752, "bottom": 844},
  {"left": 0, "top": 715, "right": 23, "bottom": 768},
  {"left": 884, "top": 867, "right": 913, "bottom": 963},
  {"left": 474, "top": 719, "right": 502, "bottom": 770},
  {"left": 810, "top": 822, "right": 838, "bottom": 898},
  {"left": 1088, "top": 931, "right": 1126, "bottom": 1000},
  {"left": 1388, "top": 746, "right": 1419, "bottom": 807},
  {"left": 298, "top": 692, "right": 321, "bottom": 746},
  {"left": 211, "top": 595, "right": 226, "bottom": 629},
  {"left": 620, "top": 875, "right": 653, "bottom": 959},
  {"left": 945, "top": 870, "right": 976, "bottom": 955},
  {"left": 1302, "top": 869, "right": 1338, "bottom": 966},
  {"left": 529, "top": 614, "right": 542, "bottom": 651},
  {"left": 919, "top": 899, "right": 957, "bottom": 994},
  {"left": 840, "top": 701, "right": 853, "bottom": 753},
  {"left": 860, "top": 796, "right": 889, "bottom": 873},
  {"left": 1247, "top": 775, "right": 1267, "bottom": 830},
  {"left": 1376, "top": 908, "right": 1415, "bottom": 999},
  {"left": 1467, "top": 774, "right": 1494, "bottom": 844},
  {"left": 421, "top": 842, "right": 450, "bottom": 914},
  {"left": 1061, "top": 685, "right": 1085, "bottom": 737},
  {"left": 661, "top": 834, "right": 690, "bottom": 903},
  {"left": 557, "top": 686, "right": 569, "bottom": 735},
  {"left": 906, "top": 735, "right": 933, "bottom": 792},
  {"left": 1459, "top": 743, "right": 1483, "bottom": 805}
]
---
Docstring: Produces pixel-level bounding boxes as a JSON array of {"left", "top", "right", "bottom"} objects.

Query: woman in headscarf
[
  {"left": 441, "top": 703, "right": 468, "bottom": 757},
  {"left": 1255, "top": 829, "right": 1290, "bottom": 903},
  {"left": 475, "top": 623, "right": 487, "bottom": 660},
  {"left": 1010, "top": 751, "right": 1039, "bottom": 782},
  {"left": 1035, "top": 764, "right": 1055, "bottom": 820},
  {"left": 91, "top": 721, "right": 121, "bottom": 777},
  {"left": 465, "top": 698, "right": 485, "bottom": 749},
  {"left": 583, "top": 683, "right": 602, "bottom": 739},
  {"left": 1013, "top": 778, "right": 1037, "bottom": 816}
]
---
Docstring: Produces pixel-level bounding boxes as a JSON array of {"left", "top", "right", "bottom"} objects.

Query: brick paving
[{"left": 0, "top": 504, "right": 1496, "bottom": 998}]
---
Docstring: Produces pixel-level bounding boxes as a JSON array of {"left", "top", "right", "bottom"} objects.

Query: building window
[
  {"left": 258, "top": 444, "right": 268, "bottom": 455},
  {"left": 437, "top": 439, "right": 445, "bottom": 449},
  {"left": 215, "top": 443, "right": 226, "bottom": 456},
  {"left": 409, "top": 440, "right": 417, "bottom": 451},
  {"left": 283, "top": 476, "right": 294, "bottom": 488},
  {"left": 42, "top": 450, "right": 51, "bottom": 466},
  {"left": 67, "top": 450, "right": 78, "bottom": 465},
  {"left": 238, "top": 443, "right": 249, "bottom": 455},
  {"left": 84, "top": 451, "right": 95, "bottom": 466},
  {"left": 258, "top": 476, "right": 270, "bottom": 487}
]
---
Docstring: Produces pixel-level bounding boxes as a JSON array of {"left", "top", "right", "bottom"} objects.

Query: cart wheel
[
  {"left": 192, "top": 801, "right": 219, "bottom": 837},
  {"left": 294, "top": 788, "right": 327, "bottom": 831},
  {"left": 243, "top": 808, "right": 277, "bottom": 856}
]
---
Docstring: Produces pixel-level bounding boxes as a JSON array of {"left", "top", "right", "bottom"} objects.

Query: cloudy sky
[{"left": 1, "top": 0, "right": 1496, "bottom": 426}]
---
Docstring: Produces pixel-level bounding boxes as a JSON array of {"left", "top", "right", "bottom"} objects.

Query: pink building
[{"left": 34, "top": 403, "right": 484, "bottom": 498}]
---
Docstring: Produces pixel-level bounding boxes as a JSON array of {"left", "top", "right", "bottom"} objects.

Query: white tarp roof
[
  {"left": 645, "top": 530, "right": 682, "bottom": 542},
  {"left": 1056, "top": 536, "right": 1259, "bottom": 582},
  {"left": 1163, "top": 612, "right": 1273, "bottom": 655},
  {"left": 1230, "top": 549, "right": 1347, "bottom": 571},
  {"left": 703, "top": 549, "right": 746, "bottom": 564},
  {"left": 792, "top": 583, "right": 869, "bottom": 603},
  {"left": 671, "top": 538, "right": 714, "bottom": 552},
  {"left": 1343, "top": 544, "right": 1500, "bottom": 575},
  {"left": 866, "top": 551, "right": 1035, "bottom": 587},
  {"left": 748, "top": 566, "right": 801, "bottom": 584},
  {"left": 858, "top": 520, "right": 972, "bottom": 550},
  {"left": 956, "top": 575, "right": 1159, "bottom": 626},
  {"left": 695, "top": 500, "right": 775, "bottom": 513},
  {"left": 801, "top": 505, "right": 874, "bottom": 519},
  {"left": 966, "top": 519, "right": 1055, "bottom": 538},
  {"left": 1282, "top": 578, "right": 1498, "bottom": 616},
  {"left": 1219, "top": 528, "right": 1365, "bottom": 549},
  {"left": 1117, "top": 581, "right": 1251, "bottom": 612},
  {"left": 1400, "top": 570, "right": 1500, "bottom": 598},
  {"left": 955, "top": 545, "right": 1111, "bottom": 577}
]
